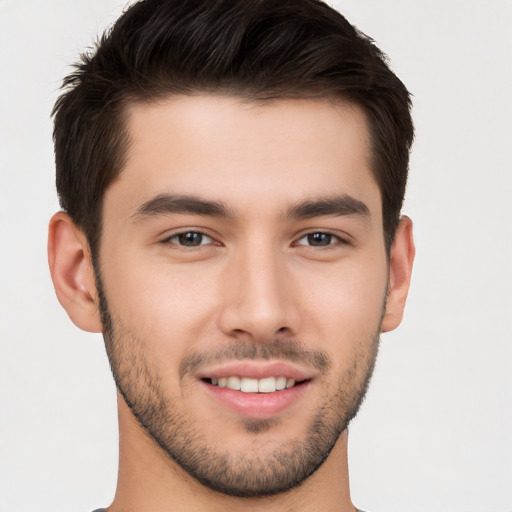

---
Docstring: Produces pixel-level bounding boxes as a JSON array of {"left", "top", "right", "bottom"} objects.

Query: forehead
[{"left": 104, "top": 95, "right": 381, "bottom": 222}]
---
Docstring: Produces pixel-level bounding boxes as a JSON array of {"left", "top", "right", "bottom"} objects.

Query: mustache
[{"left": 179, "top": 338, "right": 332, "bottom": 380}]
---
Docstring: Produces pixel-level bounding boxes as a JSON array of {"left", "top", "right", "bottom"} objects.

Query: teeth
[
  {"left": 286, "top": 378, "right": 295, "bottom": 389},
  {"left": 258, "top": 377, "right": 276, "bottom": 393},
  {"left": 210, "top": 376, "right": 299, "bottom": 393},
  {"left": 276, "top": 376, "right": 287, "bottom": 390},
  {"left": 240, "top": 377, "right": 259, "bottom": 393},
  {"left": 227, "top": 376, "right": 241, "bottom": 391}
]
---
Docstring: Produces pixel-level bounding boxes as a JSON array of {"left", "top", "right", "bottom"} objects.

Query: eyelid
[
  {"left": 158, "top": 228, "right": 352, "bottom": 248},
  {"left": 297, "top": 229, "right": 350, "bottom": 242},
  {"left": 161, "top": 229, "right": 218, "bottom": 247}
]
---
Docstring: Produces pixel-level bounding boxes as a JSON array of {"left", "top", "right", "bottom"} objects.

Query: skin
[{"left": 48, "top": 95, "right": 415, "bottom": 512}]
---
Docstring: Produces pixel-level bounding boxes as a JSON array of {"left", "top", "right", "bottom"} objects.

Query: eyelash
[
  {"left": 295, "top": 232, "right": 347, "bottom": 248},
  {"left": 162, "top": 230, "right": 348, "bottom": 249},
  {"left": 162, "top": 231, "right": 215, "bottom": 248}
]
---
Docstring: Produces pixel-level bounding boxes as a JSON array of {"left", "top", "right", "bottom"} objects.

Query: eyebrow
[
  {"left": 131, "top": 194, "right": 232, "bottom": 221},
  {"left": 131, "top": 193, "right": 370, "bottom": 222},
  {"left": 284, "top": 194, "right": 370, "bottom": 220}
]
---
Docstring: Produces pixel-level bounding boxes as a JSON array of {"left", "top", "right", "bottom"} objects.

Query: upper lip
[{"left": 195, "top": 360, "right": 315, "bottom": 382}]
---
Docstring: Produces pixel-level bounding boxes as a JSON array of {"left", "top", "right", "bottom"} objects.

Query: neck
[{"left": 108, "top": 395, "right": 356, "bottom": 512}]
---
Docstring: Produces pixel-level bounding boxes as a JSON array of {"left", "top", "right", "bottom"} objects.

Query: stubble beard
[{"left": 96, "top": 272, "right": 381, "bottom": 498}]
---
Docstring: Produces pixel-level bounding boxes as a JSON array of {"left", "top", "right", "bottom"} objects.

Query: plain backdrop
[{"left": 1, "top": 1, "right": 511, "bottom": 511}]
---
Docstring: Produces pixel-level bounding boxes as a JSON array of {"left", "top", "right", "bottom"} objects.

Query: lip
[
  {"left": 201, "top": 379, "right": 311, "bottom": 418},
  {"left": 196, "top": 361, "right": 315, "bottom": 419},
  {"left": 195, "top": 360, "right": 313, "bottom": 381}
]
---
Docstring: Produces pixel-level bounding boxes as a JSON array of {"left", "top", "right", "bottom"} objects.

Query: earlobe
[
  {"left": 48, "top": 212, "right": 103, "bottom": 333},
  {"left": 381, "top": 216, "right": 415, "bottom": 333}
]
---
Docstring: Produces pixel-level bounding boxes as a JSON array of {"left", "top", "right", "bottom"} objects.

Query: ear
[
  {"left": 48, "top": 212, "right": 103, "bottom": 333},
  {"left": 381, "top": 216, "right": 415, "bottom": 333}
]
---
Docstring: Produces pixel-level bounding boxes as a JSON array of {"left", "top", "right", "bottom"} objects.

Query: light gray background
[{"left": 1, "top": 1, "right": 511, "bottom": 511}]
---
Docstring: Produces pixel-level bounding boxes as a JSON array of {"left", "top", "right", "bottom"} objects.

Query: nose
[{"left": 217, "top": 241, "right": 300, "bottom": 343}]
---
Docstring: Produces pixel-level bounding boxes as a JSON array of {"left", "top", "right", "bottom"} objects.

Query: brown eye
[
  {"left": 297, "top": 232, "right": 338, "bottom": 247},
  {"left": 169, "top": 231, "right": 213, "bottom": 247}
]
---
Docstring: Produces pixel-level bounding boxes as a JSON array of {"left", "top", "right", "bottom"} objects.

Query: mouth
[
  {"left": 197, "top": 362, "right": 314, "bottom": 418},
  {"left": 203, "top": 376, "right": 307, "bottom": 393}
]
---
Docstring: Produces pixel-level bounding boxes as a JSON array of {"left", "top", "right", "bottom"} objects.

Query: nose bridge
[{"left": 218, "top": 236, "right": 296, "bottom": 341}]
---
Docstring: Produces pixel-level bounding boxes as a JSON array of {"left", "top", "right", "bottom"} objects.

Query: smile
[
  {"left": 197, "top": 361, "right": 314, "bottom": 417},
  {"left": 207, "top": 376, "right": 298, "bottom": 393}
]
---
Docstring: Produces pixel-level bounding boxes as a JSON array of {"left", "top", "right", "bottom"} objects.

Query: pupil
[
  {"left": 179, "top": 232, "right": 202, "bottom": 246},
  {"left": 308, "top": 233, "right": 331, "bottom": 246}
]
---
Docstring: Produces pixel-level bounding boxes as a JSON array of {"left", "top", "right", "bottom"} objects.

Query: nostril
[{"left": 275, "top": 326, "right": 295, "bottom": 338}]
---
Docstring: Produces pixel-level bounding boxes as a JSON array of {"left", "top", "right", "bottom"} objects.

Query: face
[{"left": 96, "top": 95, "right": 389, "bottom": 496}]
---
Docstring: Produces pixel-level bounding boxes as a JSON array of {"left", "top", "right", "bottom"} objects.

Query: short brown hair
[{"left": 53, "top": 0, "right": 413, "bottom": 255}]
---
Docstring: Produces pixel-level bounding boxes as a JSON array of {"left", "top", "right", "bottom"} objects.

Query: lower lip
[{"left": 201, "top": 380, "right": 311, "bottom": 419}]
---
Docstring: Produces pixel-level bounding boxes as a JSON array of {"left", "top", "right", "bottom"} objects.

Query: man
[{"left": 48, "top": 0, "right": 414, "bottom": 510}]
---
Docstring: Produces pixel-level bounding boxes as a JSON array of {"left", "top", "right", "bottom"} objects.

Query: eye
[
  {"left": 166, "top": 231, "right": 214, "bottom": 247},
  {"left": 296, "top": 232, "right": 342, "bottom": 247}
]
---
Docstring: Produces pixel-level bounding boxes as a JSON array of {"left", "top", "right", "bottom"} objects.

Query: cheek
[
  {"left": 100, "top": 252, "right": 221, "bottom": 345},
  {"left": 294, "top": 258, "right": 387, "bottom": 349}
]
